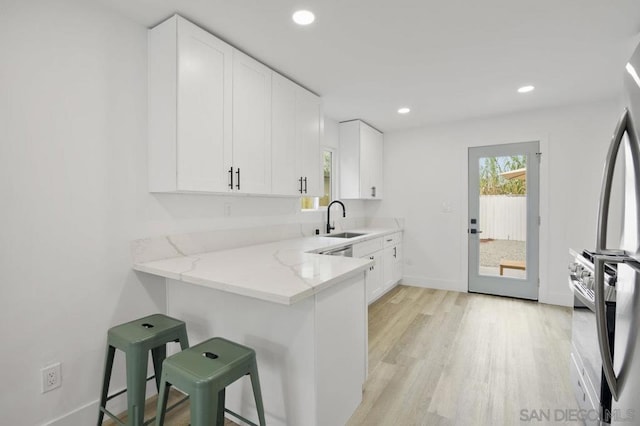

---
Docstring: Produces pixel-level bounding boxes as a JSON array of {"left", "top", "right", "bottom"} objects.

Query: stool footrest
[
  {"left": 105, "top": 375, "right": 156, "bottom": 402},
  {"left": 225, "top": 408, "right": 259, "bottom": 426},
  {"left": 99, "top": 406, "right": 126, "bottom": 425},
  {"left": 163, "top": 395, "right": 190, "bottom": 417}
]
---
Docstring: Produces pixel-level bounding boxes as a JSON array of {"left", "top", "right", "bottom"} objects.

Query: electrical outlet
[{"left": 41, "top": 363, "right": 61, "bottom": 393}]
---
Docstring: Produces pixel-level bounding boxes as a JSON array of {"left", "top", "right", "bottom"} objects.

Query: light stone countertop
[{"left": 133, "top": 228, "right": 401, "bottom": 305}]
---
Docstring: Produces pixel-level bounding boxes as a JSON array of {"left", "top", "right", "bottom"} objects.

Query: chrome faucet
[{"left": 326, "top": 200, "right": 346, "bottom": 234}]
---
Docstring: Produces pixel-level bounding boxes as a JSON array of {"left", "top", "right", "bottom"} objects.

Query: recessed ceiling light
[
  {"left": 398, "top": 107, "right": 411, "bottom": 114},
  {"left": 292, "top": 10, "right": 315, "bottom": 26},
  {"left": 517, "top": 85, "right": 535, "bottom": 93}
]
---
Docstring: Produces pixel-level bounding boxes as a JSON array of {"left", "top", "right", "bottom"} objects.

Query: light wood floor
[
  {"left": 347, "top": 285, "right": 577, "bottom": 426},
  {"left": 106, "top": 285, "right": 576, "bottom": 425},
  {"left": 103, "top": 387, "right": 238, "bottom": 425}
]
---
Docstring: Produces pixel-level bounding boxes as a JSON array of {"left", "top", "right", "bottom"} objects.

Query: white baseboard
[
  {"left": 42, "top": 383, "right": 134, "bottom": 426},
  {"left": 42, "top": 400, "right": 99, "bottom": 426},
  {"left": 539, "top": 291, "right": 573, "bottom": 307},
  {"left": 401, "top": 275, "right": 467, "bottom": 293}
]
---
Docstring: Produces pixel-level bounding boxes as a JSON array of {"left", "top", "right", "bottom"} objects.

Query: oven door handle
[
  {"left": 594, "top": 254, "right": 628, "bottom": 401},
  {"left": 568, "top": 277, "right": 596, "bottom": 312}
]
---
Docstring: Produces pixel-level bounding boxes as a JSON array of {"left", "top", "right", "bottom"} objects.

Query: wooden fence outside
[{"left": 479, "top": 195, "right": 526, "bottom": 241}]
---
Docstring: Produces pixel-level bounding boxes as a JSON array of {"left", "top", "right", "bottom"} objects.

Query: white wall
[
  {"left": 0, "top": 1, "right": 364, "bottom": 424},
  {"left": 370, "top": 99, "right": 622, "bottom": 306}
]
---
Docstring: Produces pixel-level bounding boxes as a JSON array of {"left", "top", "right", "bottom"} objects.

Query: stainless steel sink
[{"left": 326, "top": 232, "right": 366, "bottom": 239}]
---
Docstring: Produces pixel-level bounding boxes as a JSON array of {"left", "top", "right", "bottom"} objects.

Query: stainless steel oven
[{"left": 569, "top": 249, "right": 618, "bottom": 425}]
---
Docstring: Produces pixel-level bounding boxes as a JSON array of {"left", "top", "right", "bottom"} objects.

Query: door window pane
[{"left": 478, "top": 155, "right": 527, "bottom": 279}]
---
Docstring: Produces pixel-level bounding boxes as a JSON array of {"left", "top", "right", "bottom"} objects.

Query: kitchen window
[{"left": 302, "top": 149, "right": 334, "bottom": 210}]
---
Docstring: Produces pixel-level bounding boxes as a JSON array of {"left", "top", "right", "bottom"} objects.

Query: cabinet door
[
  {"left": 359, "top": 124, "right": 383, "bottom": 199},
  {"left": 176, "top": 17, "right": 233, "bottom": 192},
  {"left": 296, "top": 87, "right": 322, "bottom": 197},
  {"left": 366, "top": 251, "right": 384, "bottom": 303},
  {"left": 338, "top": 120, "right": 362, "bottom": 199},
  {"left": 232, "top": 50, "right": 272, "bottom": 194},
  {"left": 383, "top": 244, "right": 402, "bottom": 290},
  {"left": 271, "top": 73, "right": 299, "bottom": 196},
  {"left": 369, "top": 129, "right": 384, "bottom": 199},
  {"left": 393, "top": 244, "right": 403, "bottom": 283}
]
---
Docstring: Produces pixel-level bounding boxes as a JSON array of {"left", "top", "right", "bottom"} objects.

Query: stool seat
[
  {"left": 98, "top": 314, "right": 189, "bottom": 426},
  {"left": 108, "top": 314, "right": 188, "bottom": 348},
  {"left": 156, "top": 337, "right": 266, "bottom": 426}
]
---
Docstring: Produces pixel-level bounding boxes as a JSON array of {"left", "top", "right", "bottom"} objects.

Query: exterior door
[{"left": 468, "top": 141, "right": 540, "bottom": 300}]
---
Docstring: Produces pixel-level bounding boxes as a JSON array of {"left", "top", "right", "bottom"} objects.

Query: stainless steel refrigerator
[{"left": 594, "top": 41, "right": 640, "bottom": 425}]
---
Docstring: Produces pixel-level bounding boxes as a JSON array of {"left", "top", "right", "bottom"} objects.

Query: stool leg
[
  {"left": 177, "top": 327, "right": 189, "bottom": 351},
  {"left": 155, "top": 373, "right": 171, "bottom": 426},
  {"left": 216, "top": 388, "right": 225, "bottom": 426},
  {"left": 191, "top": 388, "right": 216, "bottom": 426},
  {"left": 97, "top": 345, "right": 116, "bottom": 425},
  {"left": 126, "top": 350, "right": 149, "bottom": 426},
  {"left": 151, "top": 345, "right": 166, "bottom": 391},
  {"left": 249, "top": 359, "right": 266, "bottom": 426}
]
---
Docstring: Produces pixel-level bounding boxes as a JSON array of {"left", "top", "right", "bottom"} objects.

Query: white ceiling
[{"left": 101, "top": 0, "right": 640, "bottom": 132}]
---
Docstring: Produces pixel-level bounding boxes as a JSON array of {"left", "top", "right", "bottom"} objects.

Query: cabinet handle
[
  {"left": 299, "top": 177, "right": 303, "bottom": 194},
  {"left": 228, "top": 167, "right": 234, "bottom": 189},
  {"left": 235, "top": 168, "right": 241, "bottom": 190},
  {"left": 303, "top": 177, "right": 308, "bottom": 194},
  {"left": 393, "top": 247, "right": 397, "bottom": 258},
  {"left": 371, "top": 186, "right": 376, "bottom": 197},
  {"left": 386, "top": 239, "right": 393, "bottom": 242}
]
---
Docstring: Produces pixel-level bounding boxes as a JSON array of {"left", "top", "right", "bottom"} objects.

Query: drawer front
[
  {"left": 570, "top": 352, "right": 599, "bottom": 425},
  {"left": 353, "top": 238, "right": 384, "bottom": 258},
  {"left": 383, "top": 232, "right": 403, "bottom": 248}
]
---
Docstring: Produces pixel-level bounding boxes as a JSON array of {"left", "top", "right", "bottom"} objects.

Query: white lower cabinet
[
  {"left": 383, "top": 232, "right": 403, "bottom": 290},
  {"left": 366, "top": 250, "right": 384, "bottom": 302},
  {"left": 383, "top": 245, "right": 402, "bottom": 289},
  {"left": 354, "top": 233, "right": 403, "bottom": 304}
]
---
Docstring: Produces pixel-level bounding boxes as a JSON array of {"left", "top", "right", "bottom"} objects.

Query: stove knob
[
  {"left": 580, "top": 270, "right": 592, "bottom": 280},
  {"left": 583, "top": 275, "right": 595, "bottom": 290}
]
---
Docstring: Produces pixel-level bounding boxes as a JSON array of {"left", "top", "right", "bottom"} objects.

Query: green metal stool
[
  {"left": 97, "top": 314, "right": 189, "bottom": 426},
  {"left": 156, "top": 337, "right": 266, "bottom": 426}
]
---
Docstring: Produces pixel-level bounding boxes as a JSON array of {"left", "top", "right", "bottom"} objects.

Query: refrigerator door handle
[{"left": 597, "top": 108, "right": 639, "bottom": 253}]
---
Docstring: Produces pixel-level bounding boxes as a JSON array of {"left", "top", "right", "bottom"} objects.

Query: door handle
[{"left": 469, "top": 229, "right": 483, "bottom": 234}]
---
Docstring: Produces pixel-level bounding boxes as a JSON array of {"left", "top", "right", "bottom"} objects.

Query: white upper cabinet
[
  {"left": 232, "top": 50, "right": 272, "bottom": 194},
  {"left": 148, "top": 15, "right": 321, "bottom": 196},
  {"left": 148, "top": 15, "right": 233, "bottom": 192},
  {"left": 271, "top": 73, "right": 322, "bottom": 197},
  {"left": 271, "top": 74, "right": 298, "bottom": 195},
  {"left": 339, "top": 120, "right": 383, "bottom": 199},
  {"left": 295, "top": 86, "right": 322, "bottom": 197}
]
